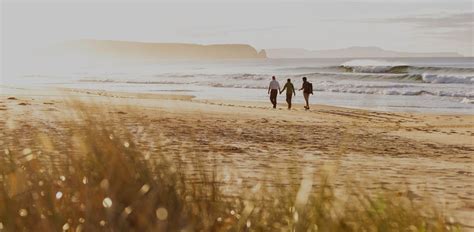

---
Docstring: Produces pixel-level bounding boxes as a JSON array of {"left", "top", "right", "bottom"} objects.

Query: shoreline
[{"left": 4, "top": 85, "right": 474, "bottom": 116}]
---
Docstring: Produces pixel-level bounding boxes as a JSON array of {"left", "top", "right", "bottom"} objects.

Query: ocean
[{"left": 3, "top": 57, "right": 473, "bottom": 113}]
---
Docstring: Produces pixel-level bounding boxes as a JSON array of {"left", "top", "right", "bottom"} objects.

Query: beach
[
  {"left": 3, "top": 0, "right": 473, "bottom": 229},
  {"left": 1, "top": 85, "right": 473, "bottom": 228}
]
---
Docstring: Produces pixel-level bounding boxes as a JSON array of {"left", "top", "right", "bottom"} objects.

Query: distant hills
[
  {"left": 265, "top": 46, "right": 463, "bottom": 58},
  {"left": 51, "top": 40, "right": 267, "bottom": 60}
]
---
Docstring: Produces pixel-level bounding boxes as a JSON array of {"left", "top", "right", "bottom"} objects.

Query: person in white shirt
[{"left": 267, "top": 76, "right": 281, "bottom": 108}]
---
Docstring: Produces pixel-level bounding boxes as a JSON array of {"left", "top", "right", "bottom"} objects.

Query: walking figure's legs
[
  {"left": 270, "top": 90, "right": 278, "bottom": 108},
  {"left": 304, "top": 93, "right": 310, "bottom": 110},
  {"left": 286, "top": 95, "right": 292, "bottom": 109}
]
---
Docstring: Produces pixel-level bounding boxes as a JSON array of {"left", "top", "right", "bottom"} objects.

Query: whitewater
[{"left": 3, "top": 57, "right": 473, "bottom": 113}]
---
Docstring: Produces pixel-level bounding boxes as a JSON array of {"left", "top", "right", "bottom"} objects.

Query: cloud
[
  {"left": 366, "top": 12, "right": 473, "bottom": 45},
  {"left": 424, "top": 29, "right": 473, "bottom": 44},
  {"left": 176, "top": 26, "right": 291, "bottom": 38},
  {"left": 381, "top": 12, "right": 473, "bottom": 29}
]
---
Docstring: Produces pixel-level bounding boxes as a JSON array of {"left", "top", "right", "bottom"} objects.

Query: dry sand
[{"left": 1, "top": 85, "right": 473, "bottom": 227}]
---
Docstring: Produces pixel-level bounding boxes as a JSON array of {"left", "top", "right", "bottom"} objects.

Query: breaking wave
[
  {"left": 338, "top": 60, "right": 474, "bottom": 84},
  {"left": 341, "top": 60, "right": 410, "bottom": 73}
]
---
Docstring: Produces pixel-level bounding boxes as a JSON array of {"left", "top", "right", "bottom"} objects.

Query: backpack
[{"left": 304, "top": 82, "right": 313, "bottom": 94}]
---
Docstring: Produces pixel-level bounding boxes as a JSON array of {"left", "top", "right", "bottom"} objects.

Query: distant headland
[{"left": 51, "top": 40, "right": 267, "bottom": 60}]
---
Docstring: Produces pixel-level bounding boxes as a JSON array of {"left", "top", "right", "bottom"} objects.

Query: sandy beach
[{"left": 1, "top": 85, "right": 473, "bottom": 228}]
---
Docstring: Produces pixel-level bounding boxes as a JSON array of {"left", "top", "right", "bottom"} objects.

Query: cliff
[{"left": 54, "top": 40, "right": 267, "bottom": 60}]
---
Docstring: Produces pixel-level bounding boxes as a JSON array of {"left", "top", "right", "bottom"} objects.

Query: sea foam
[{"left": 421, "top": 73, "right": 474, "bottom": 84}]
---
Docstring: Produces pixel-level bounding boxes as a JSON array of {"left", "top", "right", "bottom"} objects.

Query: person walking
[
  {"left": 280, "top": 78, "right": 296, "bottom": 109},
  {"left": 268, "top": 76, "right": 281, "bottom": 108},
  {"left": 299, "top": 77, "right": 313, "bottom": 110}
]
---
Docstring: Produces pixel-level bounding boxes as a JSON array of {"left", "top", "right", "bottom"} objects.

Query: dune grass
[{"left": 0, "top": 103, "right": 462, "bottom": 231}]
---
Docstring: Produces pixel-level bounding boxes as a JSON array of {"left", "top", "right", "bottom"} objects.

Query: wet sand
[{"left": 1, "top": 86, "right": 473, "bottom": 227}]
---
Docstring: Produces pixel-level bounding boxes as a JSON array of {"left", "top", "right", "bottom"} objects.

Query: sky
[{"left": 2, "top": 0, "right": 474, "bottom": 56}]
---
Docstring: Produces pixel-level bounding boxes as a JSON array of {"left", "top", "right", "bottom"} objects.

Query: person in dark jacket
[{"left": 299, "top": 77, "right": 313, "bottom": 110}]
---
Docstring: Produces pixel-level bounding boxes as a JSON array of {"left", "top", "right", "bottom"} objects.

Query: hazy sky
[{"left": 2, "top": 0, "right": 473, "bottom": 56}]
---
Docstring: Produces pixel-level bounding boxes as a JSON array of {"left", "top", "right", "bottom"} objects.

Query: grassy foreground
[{"left": 0, "top": 103, "right": 461, "bottom": 231}]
